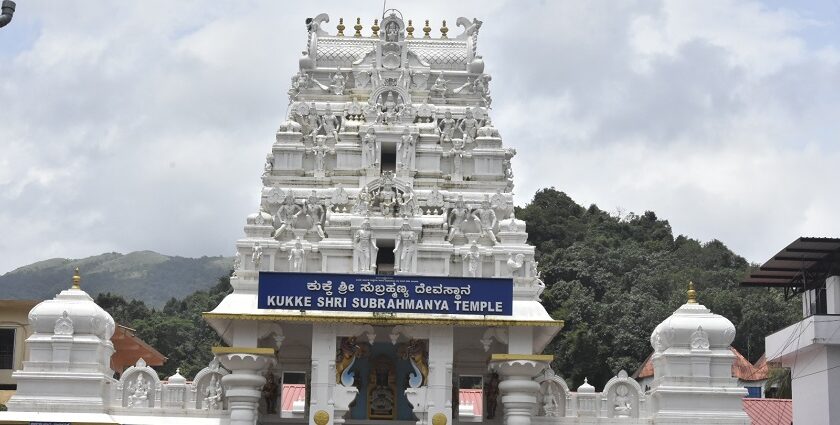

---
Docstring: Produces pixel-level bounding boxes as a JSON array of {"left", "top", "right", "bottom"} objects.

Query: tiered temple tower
[{"left": 204, "top": 10, "right": 561, "bottom": 425}]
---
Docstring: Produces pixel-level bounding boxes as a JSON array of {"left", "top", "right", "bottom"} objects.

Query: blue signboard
[{"left": 258, "top": 272, "right": 513, "bottom": 316}]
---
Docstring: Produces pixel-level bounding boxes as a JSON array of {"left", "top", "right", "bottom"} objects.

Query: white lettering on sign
[
  {"left": 453, "top": 300, "right": 504, "bottom": 313},
  {"left": 265, "top": 295, "right": 312, "bottom": 308}
]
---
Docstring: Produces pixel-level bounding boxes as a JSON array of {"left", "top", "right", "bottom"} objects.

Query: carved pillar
[
  {"left": 215, "top": 349, "right": 275, "bottom": 425},
  {"left": 489, "top": 356, "right": 550, "bottom": 425},
  {"left": 422, "top": 327, "right": 453, "bottom": 425},
  {"left": 310, "top": 324, "right": 339, "bottom": 425}
]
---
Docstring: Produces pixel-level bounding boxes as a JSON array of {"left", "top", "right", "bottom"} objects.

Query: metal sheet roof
[{"left": 740, "top": 237, "right": 840, "bottom": 291}]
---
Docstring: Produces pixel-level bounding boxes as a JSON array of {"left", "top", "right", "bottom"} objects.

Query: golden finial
[
  {"left": 406, "top": 20, "right": 414, "bottom": 38},
  {"left": 423, "top": 20, "right": 431, "bottom": 38},
  {"left": 71, "top": 267, "right": 81, "bottom": 290},
  {"left": 353, "top": 17, "right": 363, "bottom": 37},
  {"left": 687, "top": 281, "right": 697, "bottom": 304},
  {"left": 371, "top": 19, "right": 380, "bottom": 37},
  {"left": 440, "top": 20, "right": 449, "bottom": 39},
  {"left": 336, "top": 18, "right": 345, "bottom": 36}
]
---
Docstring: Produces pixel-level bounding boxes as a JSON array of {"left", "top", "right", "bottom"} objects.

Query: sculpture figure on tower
[
  {"left": 354, "top": 187, "right": 373, "bottom": 215},
  {"left": 458, "top": 107, "right": 479, "bottom": 145},
  {"left": 378, "top": 188, "right": 397, "bottom": 217},
  {"left": 309, "top": 136, "right": 335, "bottom": 178},
  {"left": 273, "top": 192, "right": 300, "bottom": 240},
  {"left": 361, "top": 127, "right": 379, "bottom": 170},
  {"left": 382, "top": 91, "right": 402, "bottom": 125},
  {"left": 252, "top": 242, "right": 264, "bottom": 270},
  {"left": 438, "top": 110, "right": 456, "bottom": 144},
  {"left": 288, "top": 237, "right": 306, "bottom": 272},
  {"left": 320, "top": 104, "right": 340, "bottom": 142},
  {"left": 393, "top": 221, "right": 417, "bottom": 273},
  {"left": 353, "top": 219, "right": 378, "bottom": 272},
  {"left": 396, "top": 127, "right": 416, "bottom": 172},
  {"left": 127, "top": 374, "right": 150, "bottom": 408},
  {"left": 385, "top": 20, "right": 400, "bottom": 42},
  {"left": 431, "top": 72, "right": 448, "bottom": 98},
  {"left": 463, "top": 242, "right": 482, "bottom": 277},
  {"left": 295, "top": 192, "right": 326, "bottom": 238},
  {"left": 473, "top": 197, "right": 498, "bottom": 244},
  {"left": 304, "top": 102, "right": 320, "bottom": 143},
  {"left": 397, "top": 192, "right": 416, "bottom": 217},
  {"left": 447, "top": 195, "right": 472, "bottom": 241},
  {"left": 448, "top": 137, "right": 471, "bottom": 181},
  {"left": 329, "top": 72, "right": 346, "bottom": 95},
  {"left": 263, "top": 153, "right": 274, "bottom": 176}
]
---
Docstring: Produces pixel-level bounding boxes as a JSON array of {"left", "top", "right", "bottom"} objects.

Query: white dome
[
  {"left": 577, "top": 377, "right": 595, "bottom": 393},
  {"left": 650, "top": 283, "right": 735, "bottom": 353},
  {"left": 168, "top": 368, "right": 187, "bottom": 385},
  {"left": 27, "top": 268, "right": 115, "bottom": 341}
]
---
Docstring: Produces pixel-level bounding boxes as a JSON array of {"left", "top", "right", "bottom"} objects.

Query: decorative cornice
[
  {"left": 490, "top": 353, "right": 553, "bottom": 362},
  {"left": 211, "top": 346, "right": 275, "bottom": 355},
  {"left": 203, "top": 312, "right": 563, "bottom": 329}
]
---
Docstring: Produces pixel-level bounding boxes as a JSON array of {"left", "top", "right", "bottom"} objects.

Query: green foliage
[
  {"left": 764, "top": 366, "right": 792, "bottom": 399},
  {"left": 518, "top": 188, "right": 799, "bottom": 389},
  {"left": 95, "top": 276, "right": 232, "bottom": 379}
]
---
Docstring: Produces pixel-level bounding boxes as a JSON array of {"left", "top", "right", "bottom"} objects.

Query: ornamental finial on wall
[
  {"left": 71, "top": 267, "right": 81, "bottom": 289},
  {"left": 687, "top": 281, "right": 697, "bottom": 304}
]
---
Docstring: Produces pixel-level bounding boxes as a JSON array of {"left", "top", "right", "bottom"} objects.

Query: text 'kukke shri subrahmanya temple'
[{"left": 0, "top": 10, "right": 752, "bottom": 425}]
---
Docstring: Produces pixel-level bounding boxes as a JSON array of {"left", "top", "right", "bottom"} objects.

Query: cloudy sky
[{"left": 1, "top": 0, "right": 839, "bottom": 273}]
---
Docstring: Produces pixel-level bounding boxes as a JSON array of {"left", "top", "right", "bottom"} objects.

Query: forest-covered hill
[
  {"left": 0, "top": 251, "right": 232, "bottom": 308},
  {"left": 3, "top": 189, "right": 798, "bottom": 387}
]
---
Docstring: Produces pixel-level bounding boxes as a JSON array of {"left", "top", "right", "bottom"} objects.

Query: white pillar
[
  {"left": 826, "top": 275, "right": 840, "bottom": 314},
  {"left": 488, "top": 356, "right": 549, "bottom": 425},
  {"left": 425, "top": 327, "right": 454, "bottom": 425},
  {"left": 216, "top": 350, "right": 275, "bottom": 425},
  {"left": 309, "top": 324, "right": 338, "bottom": 425}
]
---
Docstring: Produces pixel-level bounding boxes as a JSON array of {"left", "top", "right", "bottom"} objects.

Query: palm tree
[{"left": 764, "top": 366, "right": 791, "bottom": 399}]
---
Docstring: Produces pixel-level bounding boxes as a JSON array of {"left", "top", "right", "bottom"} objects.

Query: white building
[
  {"left": 743, "top": 237, "right": 840, "bottom": 425},
  {"left": 0, "top": 10, "right": 753, "bottom": 425}
]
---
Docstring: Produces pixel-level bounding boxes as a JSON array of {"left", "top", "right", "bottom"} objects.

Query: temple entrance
[
  {"left": 375, "top": 239, "right": 395, "bottom": 275},
  {"left": 348, "top": 342, "right": 414, "bottom": 421}
]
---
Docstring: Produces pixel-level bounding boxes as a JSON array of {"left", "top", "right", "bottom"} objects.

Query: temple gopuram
[{"left": 0, "top": 10, "right": 752, "bottom": 425}]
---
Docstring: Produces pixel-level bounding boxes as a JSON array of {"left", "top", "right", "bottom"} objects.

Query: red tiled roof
[
  {"left": 743, "top": 398, "right": 792, "bottom": 425},
  {"left": 281, "top": 384, "right": 306, "bottom": 412},
  {"left": 634, "top": 348, "right": 767, "bottom": 381},
  {"left": 459, "top": 389, "right": 483, "bottom": 417}
]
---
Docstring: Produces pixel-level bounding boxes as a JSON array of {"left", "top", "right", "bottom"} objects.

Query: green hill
[{"left": 0, "top": 251, "right": 233, "bottom": 307}]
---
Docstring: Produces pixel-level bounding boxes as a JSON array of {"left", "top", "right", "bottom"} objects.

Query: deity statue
[
  {"left": 273, "top": 192, "right": 300, "bottom": 240},
  {"left": 431, "top": 72, "right": 448, "bottom": 98},
  {"left": 472, "top": 74, "right": 492, "bottom": 107},
  {"left": 127, "top": 374, "right": 150, "bottom": 408},
  {"left": 463, "top": 242, "right": 482, "bottom": 277},
  {"left": 233, "top": 251, "right": 241, "bottom": 270},
  {"left": 288, "top": 72, "right": 309, "bottom": 100},
  {"left": 305, "top": 102, "right": 320, "bottom": 142},
  {"left": 472, "top": 198, "right": 498, "bottom": 244},
  {"left": 614, "top": 384, "right": 632, "bottom": 417},
  {"left": 448, "top": 137, "right": 471, "bottom": 181},
  {"left": 446, "top": 195, "right": 472, "bottom": 241},
  {"left": 204, "top": 375, "right": 223, "bottom": 410},
  {"left": 396, "top": 127, "right": 416, "bottom": 172},
  {"left": 397, "top": 192, "right": 416, "bottom": 217},
  {"left": 262, "top": 371, "right": 279, "bottom": 414},
  {"left": 378, "top": 188, "right": 397, "bottom": 217},
  {"left": 477, "top": 117, "right": 499, "bottom": 137},
  {"left": 381, "top": 92, "right": 403, "bottom": 126},
  {"left": 320, "top": 104, "right": 341, "bottom": 142},
  {"left": 361, "top": 127, "right": 379, "bottom": 170},
  {"left": 438, "top": 110, "right": 456, "bottom": 144},
  {"left": 295, "top": 193, "right": 326, "bottom": 238},
  {"left": 506, "top": 253, "right": 525, "bottom": 277},
  {"left": 385, "top": 20, "right": 400, "bottom": 42},
  {"left": 309, "top": 136, "right": 335, "bottom": 178},
  {"left": 458, "top": 108, "right": 479, "bottom": 145},
  {"left": 329, "top": 72, "right": 346, "bottom": 95},
  {"left": 393, "top": 221, "right": 417, "bottom": 273},
  {"left": 353, "top": 219, "right": 378, "bottom": 272},
  {"left": 288, "top": 237, "right": 306, "bottom": 272},
  {"left": 252, "top": 242, "right": 264, "bottom": 270},
  {"left": 263, "top": 153, "right": 274, "bottom": 176},
  {"left": 353, "top": 187, "right": 373, "bottom": 215}
]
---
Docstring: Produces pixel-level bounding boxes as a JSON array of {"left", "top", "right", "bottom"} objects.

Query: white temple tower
[{"left": 204, "top": 10, "right": 562, "bottom": 425}]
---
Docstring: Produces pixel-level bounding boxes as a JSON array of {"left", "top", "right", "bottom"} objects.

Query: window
[
  {"left": 745, "top": 386, "right": 762, "bottom": 398},
  {"left": 0, "top": 328, "right": 15, "bottom": 370}
]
